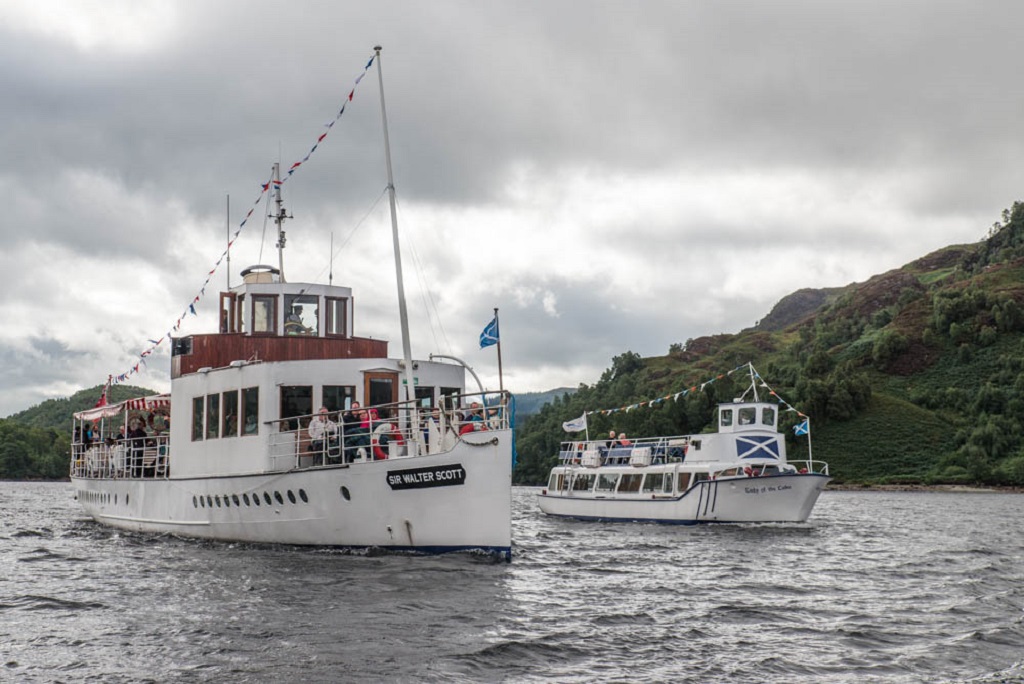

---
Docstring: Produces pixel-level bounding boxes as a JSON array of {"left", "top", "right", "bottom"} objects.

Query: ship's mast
[
  {"left": 272, "top": 162, "right": 291, "bottom": 281},
  {"left": 374, "top": 46, "right": 420, "bottom": 439}
]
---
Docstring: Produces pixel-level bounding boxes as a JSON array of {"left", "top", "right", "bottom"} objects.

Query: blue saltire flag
[
  {"left": 480, "top": 317, "right": 499, "bottom": 348},
  {"left": 793, "top": 419, "right": 809, "bottom": 436}
]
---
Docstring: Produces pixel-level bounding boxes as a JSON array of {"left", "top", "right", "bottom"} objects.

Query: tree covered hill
[{"left": 513, "top": 201, "right": 1024, "bottom": 487}]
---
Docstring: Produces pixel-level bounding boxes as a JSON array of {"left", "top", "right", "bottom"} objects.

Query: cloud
[{"left": 1, "top": 0, "right": 1023, "bottom": 415}]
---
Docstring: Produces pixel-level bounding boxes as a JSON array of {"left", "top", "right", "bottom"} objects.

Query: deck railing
[
  {"left": 268, "top": 390, "right": 511, "bottom": 470},
  {"left": 69, "top": 435, "right": 171, "bottom": 480}
]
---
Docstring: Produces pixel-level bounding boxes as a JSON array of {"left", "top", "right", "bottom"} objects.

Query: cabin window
[
  {"left": 738, "top": 407, "right": 756, "bottom": 425},
  {"left": 191, "top": 397, "right": 204, "bottom": 441},
  {"left": 642, "top": 473, "right": 665, "bottom": 492},
  {"left": 690, "top": 439, "right": 701, "bottom": 451},
  {"left": 322, "top": 385, "right": 355, "bottom": 412},
  {"left": 222, "top": 390, "right": 239, "bottom": 438},
  {"left": 677, "top": 472, "right": 692, "bottom": 491},
  {"left": 325, "top": 296, "right": 347, "bottom": 337},
  {"left": 762, "top": 406, "right": 776, "bottom": 426},
  {"left": 571, "top": 473, "right": 596, "bottom": 492},
  {"left": 596, "top": 473, "right": 619, "bottom": 492},
  {"left": 237, "top": 294, "right": 246, "bottom": 333},
  {"left": 415, "top": 386, "right": 435, "bottom": 408},
  {"left": 242, "top": 387, "right": 259, "bottom": 435},
  {"left": 251, "top": 295, "right": 277, "bottom": 335},
  {"left": 284, "top": 294, "right": 318, "bottom": 336},
  {"left": 440, "top": 387, "right": 460, "bottom": 406},
  {"left": 280, "top": 386, "right": 312, "bottom": 432},
  {"left": 720, "top": 409, "right": 733, "bottom": 427},
  {"left": 618, "top": 474, "right": 643, "bottom": 493},
  {"left": 549, "top": 473, "right": 566, "bottom": 491},
  {"left": 205, "top": 394, "right": 220, "bottom": 439}
]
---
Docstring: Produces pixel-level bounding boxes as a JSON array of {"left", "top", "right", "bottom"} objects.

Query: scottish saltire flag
[
  {"left": 735, "top": 435, "right": 781, "bottom": 460},
  {"left": 562, "top": 413, "right": 587, "bottom": 432},
  {"left": 480, "top": 317, "right": 499, "bottom": 348},
  {"left": 793, "top": 420, "right": 809, "bottom": 436}
]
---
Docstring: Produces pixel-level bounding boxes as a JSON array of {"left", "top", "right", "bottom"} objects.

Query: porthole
[
  {"left": 274, "top": 491, "right": 284, "bottom": 505},
  {"left": 243, "top": 493, "right": 251, "bottom": 506},
  {"left": 126, "top": 494, "right": 130, "bottom": 505},
  {"left": 200, "top": 496, "right": 206, "bottom": 508},
  {"left": 215, "top": 495, "right": 222, "bottom": 508},
  {"left": 299, "top": 489, "right": 308, "bottom": 503},
  {"left": 263, "top": 492, "right": 272, "bottom": 505},
  {"left": 224, "top": 495, "right": 231, "bottom": 508},
  {"left": 193, "top": 496, "right": 198, "bottom": 508},
  {"left": 287, "top": 490, "right": 296, "bottom": 504},
  {"left": 232, "top": 494, "right": 240, "bottom": 507},
  {"left": 340, "top": 486, "right": 351, "bottom": 501},
  {"left": 253, "top": 493, "right": 260, "bottom": 506},
  {"left": 207, "top": 495, "right": 213, "bottom": 508},
  {"left": 114, "top": 494, "right": 118, "bottom": 505}
]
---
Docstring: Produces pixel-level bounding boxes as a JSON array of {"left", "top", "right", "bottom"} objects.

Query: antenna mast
[{"left": 272, "top": 162, "right": 291, "bottom": 281}]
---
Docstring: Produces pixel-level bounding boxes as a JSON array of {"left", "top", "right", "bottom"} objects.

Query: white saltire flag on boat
[
  {"left": 793, "top": 419, "right": 809, "bottom": 436},
  {"left": 562, "top": 413, "right": 587, "bottom": 433},
  {"left": 480, "top": 316, "right": 499, "bottom": 348}
]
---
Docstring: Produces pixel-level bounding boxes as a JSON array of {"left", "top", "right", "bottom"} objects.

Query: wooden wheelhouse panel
[{"left": 173, "top": 334, "right": 389, "bottom": 378}]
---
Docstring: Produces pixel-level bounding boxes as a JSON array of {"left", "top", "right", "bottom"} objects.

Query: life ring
[
  {"left": 372, "top": 423, "right": 402, "bottom": 460},
  {"left": 148, "top": 408, "right": 170, "bottom": 433}
]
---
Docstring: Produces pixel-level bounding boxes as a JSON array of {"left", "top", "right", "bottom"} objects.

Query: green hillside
[{"left": 514, "top": 201, "right": 1024, "bottom": 487}]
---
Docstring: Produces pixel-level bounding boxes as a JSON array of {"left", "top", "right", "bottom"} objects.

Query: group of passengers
[
  {"left": 305, "top": 400, "right": 505, "bottom": 464},
  {"left": 74, "top": 417, "right": 165, "bottom": 478},
  {"left": 306, "top": 402, "right": 402, "bottom": 464}
]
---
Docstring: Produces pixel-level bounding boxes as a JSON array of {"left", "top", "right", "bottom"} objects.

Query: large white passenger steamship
[{"left": 70, "top": 48, "right": 513, "bottom": 558}]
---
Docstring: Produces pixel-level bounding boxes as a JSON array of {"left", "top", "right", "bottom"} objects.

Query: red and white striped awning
[{"left": 74, "top": 394, "right": 171, "bottom": 421}]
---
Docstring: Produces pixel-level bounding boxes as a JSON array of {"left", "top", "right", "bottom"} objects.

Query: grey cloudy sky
[{"left": 2, "top": 0, "right": 1023, "bottom": 416}]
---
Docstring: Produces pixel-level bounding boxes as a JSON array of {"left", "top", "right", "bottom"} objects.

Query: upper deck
[{"left": 172, "top": 265, "right": 389, "bottom": 378}]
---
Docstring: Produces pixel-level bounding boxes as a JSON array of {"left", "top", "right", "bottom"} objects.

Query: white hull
[
  {"left": 537, "top": 473, "right": 830, "bottom": 524},
  {"left": 72, "top": 431, "right": 512, "bottom": 556}
]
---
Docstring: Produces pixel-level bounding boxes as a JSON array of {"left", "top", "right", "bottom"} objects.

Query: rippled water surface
[{"left": 2, "top": 482, "right": 1023, "bottom": 682}]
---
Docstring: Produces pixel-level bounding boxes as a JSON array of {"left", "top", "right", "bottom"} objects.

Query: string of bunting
[
  {"left": 110, "top": 52, "right": 378, "bottom": 386},
  {"left": 586, "top": 361, "right": 807, "bottom": 420}
]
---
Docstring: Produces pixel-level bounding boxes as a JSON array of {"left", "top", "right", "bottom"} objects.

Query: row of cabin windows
[
  {"left": 551, "top": 471, "right": 704, "bottom": 494},
  {"left": 720, "top": 406, "right": 776, "bottom": 427},
  {"left": 221, "top": 292, "right": 348, "bottom": 337},
  {"left": 192, "top": 387, "right": 259, "bottom": 441},
  {"left": 193, "top": 384, "right": 465, "bottom": 441}
]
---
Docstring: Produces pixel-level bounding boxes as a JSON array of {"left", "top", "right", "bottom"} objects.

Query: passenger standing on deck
[
  {"left": 307, "top": 407, "right": 337, "bottom": 462},
  {"left": 127, "top": 420, "right": 147, "bottom": 477}
]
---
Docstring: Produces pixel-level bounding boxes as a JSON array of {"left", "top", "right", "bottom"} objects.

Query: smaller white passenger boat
[{"left": 537, "top": 368, "right": 830, "bottom": 524}]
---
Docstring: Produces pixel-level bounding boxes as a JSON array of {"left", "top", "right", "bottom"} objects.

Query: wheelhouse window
[
  {"left": 720, "top": 409, "right": 733, "bottom": 427},
  {"left": 762, "top": 406, "right": 776, "bottom": 426},
  {"left": 251, "top": 295, "right": 277, "bottom": 335},
  {"left": 284, "top": 294, "right": 318, "bottom": 336},
  {"left": 242, "top": 387, "right": 259, "bottom": 435},
  {"left": 738, "top": 407, "right": 756, "bottom": 426},
  {"left": 222, "top": 390, "right": 239, "bottom": 438},
  {"left": 205, "top": 394, "right": 220, "bottom": 439},
  {"left": 325, "top": 296, "right": 347, "bottom": 337},
  {"left": 323, "top": 385, "right": 355, "bottom": 412},
  {"left": 192, "top": 397, "right": 204, "bottom": 441}
]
